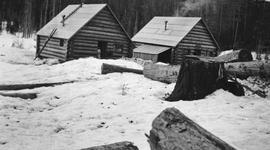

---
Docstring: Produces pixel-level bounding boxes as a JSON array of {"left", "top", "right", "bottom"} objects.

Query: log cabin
[
  {"left": 36, "top": 4, "right": 133, "bottom": 62},
  {"left": 132, "top": 17, "right": 220, "bottom": 64}
]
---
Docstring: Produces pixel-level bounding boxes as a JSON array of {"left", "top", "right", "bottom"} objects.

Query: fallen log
[
  {"left": 215, "top": 49, "right": 253, "bottom": 63},
  {"left": 186, "top": 55, "right": 270, "bottom": 78},
  {"left": 0, "top": 92, "right": 37, "bottom": 99},
  {"left": 143, "top": 63, "right": 181, "bottom": 84},
  {"left": 225, "top": 61, "right": 270, "bottom": 78},
  {"left": 80, "top": 141, "right": 139, "bottom": 150},
  {"left": 0, "top": 81, "right": 75, "bottom": 91},
  {"left": 147, "top": 107, "right": 237, "bottom": 150},
  {"left": 101, "top": 63, "right": 143, "bottom": 75}
]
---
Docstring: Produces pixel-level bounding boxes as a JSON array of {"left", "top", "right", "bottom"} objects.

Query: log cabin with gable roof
[
  {"left": 36, "top": 3, "right": 133, "bottom": 62},
  {"left": 132, "top": 17, "right": 220, "bottom": 64}
]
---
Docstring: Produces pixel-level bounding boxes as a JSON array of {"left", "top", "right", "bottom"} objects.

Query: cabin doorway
[
  {"left": 158, "top": 50, "right": 171, "bottom": 63},
  {"left": 98, "top": 41, "right": 108, "bottom": 58}
]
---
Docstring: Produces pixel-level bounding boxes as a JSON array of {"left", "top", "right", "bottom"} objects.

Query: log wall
[
  {"left": 38, "top": 35, "right": 68, "bottom": 62},
  {"left": 173, "top": 21, "right": 218, "bottom": 64},
  {"left": 69, "top": 7, "right": 132, "bottom": 60}
]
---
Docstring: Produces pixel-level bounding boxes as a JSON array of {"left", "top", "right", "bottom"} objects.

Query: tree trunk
[
  {"left": 225, "top": 61, "right": 270, "bottom": 78},
  {"left": 101, "top": 63, "right": 143, "bottom": 75},
  {"left": 80, "top": 141, "right": 139, "bottom": 150},
  {"left": 147, "top": 107, "right": 237, "bottom": 150},
  {"left": 215, "top": 50, "right": 253, "bottom": 63}
]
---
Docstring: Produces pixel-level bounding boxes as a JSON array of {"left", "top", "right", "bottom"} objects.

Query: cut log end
[{"left": 148, "top": 107, "right": 237, "bottom": 150}]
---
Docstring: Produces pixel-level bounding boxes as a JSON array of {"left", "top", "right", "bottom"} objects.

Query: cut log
[
  {"left": 143, "top": 63, "right": 181, "bottom": 84},
  {"left": 147, "top": 107, "right": 237, "bottom": 150},
  {"left": 225, "top": 61, "right": 270, "bottom": 78},
  {"left": 0, "top": 81, "right": 75, "bottom": 91},
  {"left": 101, "top": 63, "right": 143, "bottom": 75},
  {"left": 215, "top": 49, "right": 253, "bottom": 63},
  {"left": 80, "top": 141, "right": 139, "bottom": 150},
  {"left": 0, "top": 92, "right": 37, "bottom": 99},
  {"left": 185, "top": 55, "right": 270, "bottom": 78}
]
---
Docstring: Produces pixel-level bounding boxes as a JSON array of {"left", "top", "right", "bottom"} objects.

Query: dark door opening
[
  {"left": 158, "top": 50, "right": 171, "bottom": 63},
  {"left": 98, "top": 41, "right": 108, "bottom": 59}
]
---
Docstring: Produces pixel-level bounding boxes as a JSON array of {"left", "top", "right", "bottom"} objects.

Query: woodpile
[
  {"left": 80, "top": 141, "right": 139, "bottom": 150},
  {"left": 146, "top": 107, "right": 237, "bottom": 150}
]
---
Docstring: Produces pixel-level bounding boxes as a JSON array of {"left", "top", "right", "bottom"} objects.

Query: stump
[
  {"left": 80, "top": 141, "right": 139, "bottom": 150},
  {"left": 147, "top": 107, "right": 237, "bottom": 150},
  {"left": 166, "top": 59, "right": 227, "bottom": 101}
]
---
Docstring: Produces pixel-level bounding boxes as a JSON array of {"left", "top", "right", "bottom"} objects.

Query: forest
[{"left": 0, "top": 0, "right": 270, "bottom": 51}]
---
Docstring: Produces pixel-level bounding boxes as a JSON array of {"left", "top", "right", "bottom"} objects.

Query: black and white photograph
[{"left": 0, "top": 0, "right": 270, "bottom": 149}]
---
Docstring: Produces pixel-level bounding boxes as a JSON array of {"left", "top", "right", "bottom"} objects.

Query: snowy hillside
[{"left": 0, "top": 33, "right": 270, "bottom": 150}]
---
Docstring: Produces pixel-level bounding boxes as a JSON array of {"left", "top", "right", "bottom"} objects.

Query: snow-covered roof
[
  {"left": 132, "top": 17, "right": 201, "bottom": 47},
  {"left": 133, "top": 44, "right": 170, "bottom": 55},
  {"left": 37, "top": 4, "right": 107, "bottom": 39}
]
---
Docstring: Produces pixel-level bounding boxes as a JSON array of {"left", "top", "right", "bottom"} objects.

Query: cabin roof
[
  {"left": 37, "top": 4, "right": 107, "bottom": 39},
  {"left": 133, "top": 44, "right": 171, "bottom": 55},
  {"left": 132, "top": 17, "right": 202, "bottom": 47}
]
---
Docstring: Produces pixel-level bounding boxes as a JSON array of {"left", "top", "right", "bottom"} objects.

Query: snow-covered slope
[{"left": 0, "top": 34, "right": 270, "bottom": 150}]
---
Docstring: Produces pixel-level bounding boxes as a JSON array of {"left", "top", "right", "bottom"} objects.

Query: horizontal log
[
  {"left": 184, "top": 36, "right": 214, "bottom": 44},
  {"left": 40, "top": 53, "right": 66, "bottom": 61},
  {"left": 147, "top": 107, "right": 237, "bottom": 150},
  {"left": 74, "top": 34, "right": 129, "bottom": 44},
  {"left": 179, "top": 43, "right": 217, "bottom": 49},
  {"left": 225, "top": 61, "right": 270, "bottom": 78},
  {"left": 39, "top": 44, "right": 67, "bottom": 51},
  {"left": 181, "top": 39, "right": 216, "bottom": 47},
  {"left": 82, "top": 26, "right": 126, "bottom": 36},
  {"left": 143, "top": 63, "right": 181, "bottom": 83},
  {"left": 101, "top": 63, "right": 143, "bottom": 75},
  {"left": 189, "top": 30, "right": 210, "bottom": 37},
  {"left": 0, "top": 81, "right": 75, "bottom": 91},
  {"left": 72, "top": 50, "right": 97, "bottom": 55},
  {"left": 186, "top": 33, "right": 212, "bottom": 39},
  {"left": 80, "top": 141, "right": 139, "bottom": 150},
  {"left": 215, "top": 50, "right": 253, "bottom": 63},
  {"left": 41, "top": 50, "right": 66, "bottom": 58},
  {"left": 78, "top": 29, "right": 127, "bottom": 39},
  {"left": 0, "top": 92, "right": 37, "bottom": 99}
]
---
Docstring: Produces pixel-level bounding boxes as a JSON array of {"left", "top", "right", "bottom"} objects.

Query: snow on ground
[{"left": 0, "top": 34, "right": 270, "bottom": 150}]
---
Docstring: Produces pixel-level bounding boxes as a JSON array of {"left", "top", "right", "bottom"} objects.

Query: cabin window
[
  {"left": 60, "top": 39, "right": 64, "bottom": 47},
  {"left": 114, "top": 43, "right": 124, "bottom": 53}
]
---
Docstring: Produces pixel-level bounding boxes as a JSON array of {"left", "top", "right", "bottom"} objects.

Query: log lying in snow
[
  {"left": 186, "top": 55, "right": 270, "bottom": 78},
  {"left": 0, "top": 81, "right": 75, "bottom": 91},
  {"left": 143, "top": 63, "right": 181, "bottom": 84},
  {"left": 80, "top": 141, "right": 139, "bottom": 150},
  {"left": 225, "top": 61, "right": 270, "bottom": 78},
  {"left": 215, "top": 49, "right": 253, "bottom": 63},
  {"left": 147, "top": 107, "right": 237, "bottom": 150},
  {"left": 0, "top": 92, "right": 37, "bottom": 99},
  {"left": 101, "top": 63, "right": 143, "bottom": 75}
]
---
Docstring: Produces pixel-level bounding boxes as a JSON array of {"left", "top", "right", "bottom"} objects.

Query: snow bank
[{"left": 1, "top": 33, "right": 270, "bottom": 150}]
